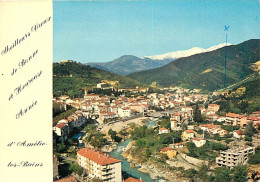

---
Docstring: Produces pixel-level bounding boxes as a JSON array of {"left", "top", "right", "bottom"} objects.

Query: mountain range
[
  {"left": 86, "top": 43, "right": 231, "bottom": 75},
  {"left": 127, "top": 39, "right": 260, "bottom": 91}
]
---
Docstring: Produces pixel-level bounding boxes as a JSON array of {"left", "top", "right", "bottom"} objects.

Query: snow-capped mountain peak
[{"left": 143, "top": 43, "right": 232, "bottom": 60}]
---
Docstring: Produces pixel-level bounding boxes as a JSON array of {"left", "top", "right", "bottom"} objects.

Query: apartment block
[
  {"left": 216, "top": 146, "right": 255, "bottom": 168},
  {"left": 77, "top": 148, "right": 122, "bottom": 182}
]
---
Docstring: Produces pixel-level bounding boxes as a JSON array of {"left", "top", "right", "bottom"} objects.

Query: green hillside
[
  {"left": 215, "top": 75, "right": 260, "bottom": 114},
  {"left": 53, "top": 61, "right": 145, "bottom": 98},
  {"left": 128, "top": 39, "right": 260, "bottom": 91}
]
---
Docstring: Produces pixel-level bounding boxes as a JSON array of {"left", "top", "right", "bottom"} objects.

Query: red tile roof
[
  {"left": 160, "top": 147, "right": 174, "bottom": 152},
  {"left": 125, "top": 177, "right": 145, "bottom": 182},
  {"left": 226, "top": 113, "right": 239, "bottom": 118},
  {"left": 253, "top": 111, "right": 260, "bottom": 114},
  {"left": 103, "top": 112, "right": 117, "bottom": 116},
  {"left": 54, "top": 176, "right": 77, "bottom": 182},
  {"left": 175, "top": 142, "right": 184, "bottom": 146},
  {"left": 235, "top": 130, "right": 245, "bottom": 135},
  {"left": 192, "top": 137, "right": 202, "bottom": 141},
  {"left": 77, "top": 148, "right": 121, "bottom": 166},
  {"left": 185, "top": 129, "right": 194, "bottom": 133},
  {"left": 56, "top": 123, "right": 67, "bottom": 129},
  {"left": 159, "top": 128, "right": 170, "bottom": 131},
  {"left": 248, "top": 116, "right": 260, "bottom": 121}
]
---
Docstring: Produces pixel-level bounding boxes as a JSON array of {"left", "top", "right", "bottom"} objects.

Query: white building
[
  {"left": 216, "top": 146, "right": 255, "bottom": 169},
  {"left": 192, "top": 138, "right": 206, "bottom": 147},
  {"left": 53, "top": 123, "right": 69, "bottom": 142},
  {"left": 118, "top": 107, "right": 132, "bottom": 118},
  {"left": 159, "top": 128, "right": 170, "bottom": 134},
  {"left": 77, "top": 148, "right": 122, "bottom": 182}
]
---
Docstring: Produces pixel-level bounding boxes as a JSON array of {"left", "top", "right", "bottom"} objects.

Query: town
[{"left": 52, "top": 83, "right": 260, "bottom": 182}]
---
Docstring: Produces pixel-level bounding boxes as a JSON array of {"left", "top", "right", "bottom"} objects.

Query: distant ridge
[
  {"left": 86, "top": 43, "right": 232, "bottom": 75},
  {"left": 143, "top": 43, "right": 232, "bottom": 60},
  {"left": 128, "top": 39, "right": 260, "bottom": 91}
]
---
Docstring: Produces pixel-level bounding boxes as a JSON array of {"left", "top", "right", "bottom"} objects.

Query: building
[
  {"left": 97, "top": 82, "right": 110, "bottom": 89},
  {"left": 181, "top": 130, "right": 195, "bottom": 141},
  {"left": 174, "top": 142, "right": 184, "bottom": 148},
  {"left": 216, "top": 146, "right": 255, "bottom": 169},
  {"left": 172, "top": 113, "right": 181, "bottom": 122},
  {"left": 192, "top": 138, "right": 206, "bottom": 147},
  {"left": 160, "top": 147, "right": 177, "bottom": 159},
  {"left": 118, "top": 107, "right": 132, "bottom": 118},
  {"left": 207, "top": 104, "right": 220, "bottom": 113},
  {"left": 77, "top": 148, "right": 122, "bottom": 182},
  {"left": 53, "top": 123, "right": 69, "bottom": 142},
  {"left": 225, "top": 113, "right": 247, "bottom": 126},
  {"left": 233, "top": 130, "right": 245, "bottom": 139},
  {"left": 125, "top": 177, "right": 145, "bottom": 182},
  {"left": 54, "top": 176, "right": 77, "bottom": 182},
  {"left": 158, "top": 128, "right": 170, "bottom": 134},
  {"left": 170, "top": 119, "right": 178, "bottom": 130},
  {"left": 100, "top": 112, "right": 117, "bottom": 121}
]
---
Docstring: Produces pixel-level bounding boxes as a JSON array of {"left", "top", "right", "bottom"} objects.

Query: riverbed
[{"left": 108, "top": 139, "right": 157, "bottom": 182}]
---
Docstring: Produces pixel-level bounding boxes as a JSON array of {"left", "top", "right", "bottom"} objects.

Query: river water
[
  {"left": 108, "top": 119, "right": 164, "bottom": 182},
  {"left": 108, "top": 139, "right": 157, "bottom": 182}
]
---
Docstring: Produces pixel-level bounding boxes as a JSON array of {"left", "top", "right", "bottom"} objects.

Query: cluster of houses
[{"left": 53, "top": 88, "right": 260, "bottom": 181}]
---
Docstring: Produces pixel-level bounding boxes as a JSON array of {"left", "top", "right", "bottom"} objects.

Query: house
[
  {"left": 174, "top": 142, "right": 185, "bottom": 148},
  {"left": 53, "top": 123, "right": 69, "bottom": 142},
  {"left": 54, "top": 176, "right": 77, "bottom": 182},
  {"left": 207, "top": 114, "right": 218, "bottom": 122},
  {"left": 233, "top": 130, "right": 245, "bottom": 139},
  {"left": 125, "top": 177, "right": 145, "bottom": 182},
  {"left": 172, "top": 113, "right": 181, "bottom": 122},
  {"left": 181, "top": 130, "right": 195, "bottom": 141},
  {"left": 77, "top": 148, "right": 122, "bottom": 182},
  {"left": 84, "top": 94, "right": 100, "bottom": 100},
  {"left": 192, "top": 138, "right": 206, "bottom": 147},
  {"left": 225, "top": 113, "right": 247, "bottom": 126},
  {"left": 251, "top": 111, "right": 260, "bottom": 117},
  {"left": 118, "top": 107, "right": 132, "bottom": 118},
  {"left": 170, "top": 118, "right": 179, "bottom": 130},
  {"left": 200, "top": 124, "right": 221, "bottom": 133},
  {"left": 159, "top": 128, "right": 170, "bottom": 134},
  {"left": 160, "top": 147, "right": 177, "bottom": 159},
  {"left": 207, "top": 104, "right": 220, "bottom": 113},
  {"left": 100, "top": 112, "right": 117, "bottom": 121},
  {"left": 210, "top": 128, "right": 229, "bottom": 137},
  {"left": 247, "top": 116, "right": 260, "bottom": 127},
  {"left": 216, "top": 146, "right": 255, "bottom": 169}
]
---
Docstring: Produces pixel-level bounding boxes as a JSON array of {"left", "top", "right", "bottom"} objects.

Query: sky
[{"left": 54, "top": 0, "right": 260, "bottom": 63}]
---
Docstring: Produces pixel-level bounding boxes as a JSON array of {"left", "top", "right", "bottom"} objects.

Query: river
[
  {"left": 108, "top": 139, "right": 157, "bottom": 182},
  {"left": 108, "top": 119, "right": 165, "bottom": 182}
]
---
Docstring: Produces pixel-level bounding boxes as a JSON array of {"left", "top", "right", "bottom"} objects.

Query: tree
[
  {"left": 245, "top": 122, "right": 257, "bottom": 137},
  {"left": 214, "top": 167, "right": 232, "bottom": 182},
  {"left": 232, "top": 165, "right": 248, "bottom": 182},
  {"left": 193, "top": 104, "right": 202, "bottom": 122},
  {"left": 108, "top": 129, "right": 117, "bottom": 140},
  {"left": 84, "top": 124, "right": 97, "bottom": 133},
  {"left": 108, "top": 129, "right": 121, "bottom": 142},
  {"left": 198, "top": 164, "right": 209, "bottom": 182},
  {"left": 69, "top": 162, "right": 83, "bottom": 175},
  {"left": 248, "top": 146, "right": 260, "bottom": 164},
  {"left": 56, "top": 143, "right": 67, "bottom": 153}
]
